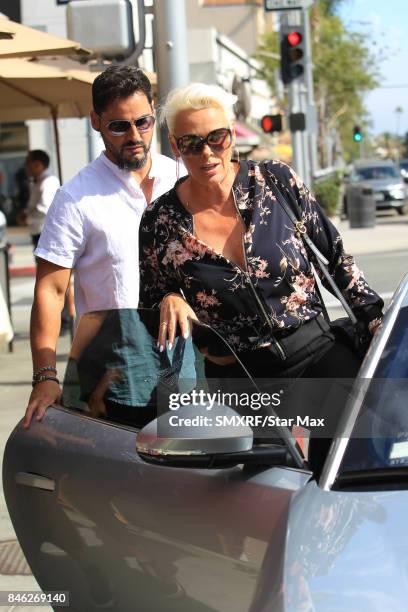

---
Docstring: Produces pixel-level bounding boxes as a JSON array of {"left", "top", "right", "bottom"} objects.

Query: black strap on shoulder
[{"left": 259, "top": 162, "right": 357, "bottom": 326}]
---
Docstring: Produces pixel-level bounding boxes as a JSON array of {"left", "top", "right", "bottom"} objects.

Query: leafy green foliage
[
  {"left": 312, "top": 174, "right": 342, "bottom": 217},
  {"left": 312, "top": 2, "right": 379, "bottom": 163}
]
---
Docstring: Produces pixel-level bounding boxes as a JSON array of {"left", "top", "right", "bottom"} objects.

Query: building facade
[{"left": 0, "top": 0, "right": 277, "bottom": 197}]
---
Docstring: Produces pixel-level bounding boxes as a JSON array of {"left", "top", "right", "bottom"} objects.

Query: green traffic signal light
[{"left": 353, "top": 125, "right": 363, "bottom": 142}]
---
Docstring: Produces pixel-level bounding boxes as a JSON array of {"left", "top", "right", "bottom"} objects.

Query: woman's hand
[
  {"left": 158, "top": 293, "right": 199, "bottom": 351},
  {"left": 368, "top": 316, "right": 382, "bottom": 335}
]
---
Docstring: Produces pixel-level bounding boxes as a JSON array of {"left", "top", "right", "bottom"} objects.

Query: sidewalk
[
  {"left": 4, "top": 212, "right": 408, "bottom": 273},
  {"left": 333, "top": 214, "right": 408, "bottom": 256},
  {"left": 0, "top": 227, "right": 69, "bottom": 610}
]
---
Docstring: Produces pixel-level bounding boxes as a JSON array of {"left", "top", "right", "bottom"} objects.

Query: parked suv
[
  {"left": 344, "top": 159, "right": 407, "bottom": 216},
  {"left": 399, "top": 159, "right": 408, "bottom": 183}
]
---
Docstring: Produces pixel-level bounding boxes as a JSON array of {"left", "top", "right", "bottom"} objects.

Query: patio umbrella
[
  {"left": 0, "top": 58, "right": 96, "bottom": 181},
  {"left": 0, "top": 58, "right": 157, "bottom": 181},
  {"left": 0, "top": 16, "right": 90, "bottom": 59}
]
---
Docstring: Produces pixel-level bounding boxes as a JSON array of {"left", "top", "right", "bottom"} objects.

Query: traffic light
[
  {"left": 353, "top": 125, "right": 363, "bottom": 142},
  {"left": 280, "top": 25, "right": 305, "bottom": 85},
  {"left": 289, "top": 113, "right": 306, "bottom": 132},
  {"left": 261, "top": 114, "right": 283, "bottom": 133}
]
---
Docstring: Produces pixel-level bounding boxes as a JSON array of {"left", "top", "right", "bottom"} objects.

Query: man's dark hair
[
  {"left": 92, "top": 65, "right": 153, "bottom": 115},
  {"left": 28, "top": 150, "right": 50, "bottom": 168}
]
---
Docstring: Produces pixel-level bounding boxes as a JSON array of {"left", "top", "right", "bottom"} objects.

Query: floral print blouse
[{"left": 139, "top": 159, "right": 383, "bottom": 354}]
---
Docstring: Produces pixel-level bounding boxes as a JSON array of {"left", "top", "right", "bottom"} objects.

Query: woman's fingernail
[
  {"left": 168, "top": 343, "right": 173, "bottom": 351},
  {"left": 183, "top": 331, "right": 189, "bottom": 339},
  {"left": 159, "top": 345, "right": 164, "bottom": 352},
  {"left": 156, "top": 341, "right": 160, "bottom": 348}
]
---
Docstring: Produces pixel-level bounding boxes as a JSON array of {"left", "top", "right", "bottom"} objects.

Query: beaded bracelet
[
  {"left": 33, "top": 365, "right": 57, "bottom": 381},
  {"left": 32, "top": 375, "right": 60, "bottom": 388}
]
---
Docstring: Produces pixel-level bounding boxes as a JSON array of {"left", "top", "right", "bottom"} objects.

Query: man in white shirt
[
  {"left": 23, "top": 150, "right": 60, "bottom": 248},
  {"left": 24, "top": 65, "right": 182, "bottom": 427}
]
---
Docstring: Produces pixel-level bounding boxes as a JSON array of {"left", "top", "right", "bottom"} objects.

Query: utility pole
[
  {"left": 268, "top": 0, "right": 316, "bottom": 183},
  {"left": 302, "top": 4, "right": 318, "bottom": 179},
  {"left": 281, "top": 9, "right": 310, "bottom": 184},
  {"left": 152, "top": 0, "right": 190, "bottom": 157}
]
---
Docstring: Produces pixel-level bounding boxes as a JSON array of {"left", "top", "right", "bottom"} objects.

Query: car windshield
[
  {"left": 337, "top": 294, "right": 408, "bottom": 476},
  {"left": 399, "top": 160, "right": 408, "bottom": 171},
  {"left": 354, "top": 165, "right": 399, "bottom": 180}
]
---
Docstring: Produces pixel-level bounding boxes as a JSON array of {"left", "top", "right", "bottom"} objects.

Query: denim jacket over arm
[{"left": 139, "top": 159, "right": 383, "bottom": 354}]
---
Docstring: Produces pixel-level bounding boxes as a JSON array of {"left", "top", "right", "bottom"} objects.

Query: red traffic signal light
[
  {"left": 281, "top": 25, "right": 305, "bottom": 85},
  {"left": 287, "top": 31, "right": 302, "bottom": 47},
  {"left": 261, "top": 114, "right": 283, "bottom": 133}
]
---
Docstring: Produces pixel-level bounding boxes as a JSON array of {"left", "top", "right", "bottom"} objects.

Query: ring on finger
[{"left": 161, "top": 322, "right": 168, "bottom": 327}]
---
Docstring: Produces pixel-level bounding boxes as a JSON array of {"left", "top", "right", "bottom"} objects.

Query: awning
[
  {"left": 234, "top": 121, "right": 260, "bottom": 153},
  {"left": 0, "top": 16, "right": 90, "bottom": 59}
]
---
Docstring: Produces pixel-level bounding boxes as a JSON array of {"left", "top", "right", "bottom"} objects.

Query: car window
[
  {"left": 61, "top": 307, "right": 304, "bottom": 466},
  {"left": 354, "top": 165, "right": 399, "bottom": 180},
  {"left": 62, "top": 308, "right": 202, "bottom": 428},
  {"left": 337, "top": 302, "right": 408, "bottom": 475}
]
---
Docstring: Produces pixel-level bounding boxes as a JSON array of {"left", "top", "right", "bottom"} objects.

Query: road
[{"left": 325, "top": 248, "right": 408, "bottom": 318}]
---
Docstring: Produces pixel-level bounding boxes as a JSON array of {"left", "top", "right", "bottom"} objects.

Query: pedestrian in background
[{"left": 22, "top": 150, "right": 60, "bottom": 249}]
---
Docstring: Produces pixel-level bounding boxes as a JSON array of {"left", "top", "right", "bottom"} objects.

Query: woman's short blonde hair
[{"left": 159, "top": 83, "right": 237, "bottom": 133}]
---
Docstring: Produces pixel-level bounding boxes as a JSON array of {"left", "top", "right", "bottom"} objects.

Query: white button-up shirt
[
  {"left": 35, "top": 152, "right": 181, "bottom": 316},
  {"left": 26, "top": 169, "right": 60, "bottom": 236}
]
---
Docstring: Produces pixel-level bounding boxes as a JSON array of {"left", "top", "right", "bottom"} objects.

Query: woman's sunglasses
[
  {"left": 175, "top": 127, "right": 232, "bottom": 156},
  {"left": 104, "top": 114, "right": 155, "bottom": 136}
]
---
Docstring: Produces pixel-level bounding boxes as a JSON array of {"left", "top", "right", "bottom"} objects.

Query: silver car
[
  {"left": 0, "top": 209, "right": 6, "bottom": 245},
  {"left": 344, "top": 160, "right": 407, "bottom": 215},
  {"left": 3, "top": 276, "right": 408, "bottom": 612}
]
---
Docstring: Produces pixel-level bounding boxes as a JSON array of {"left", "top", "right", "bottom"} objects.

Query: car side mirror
[{"left": 136, "top": 404, "right": 253, "bottom": 468}]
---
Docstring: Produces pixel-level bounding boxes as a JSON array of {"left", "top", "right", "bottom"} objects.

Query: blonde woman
[{"left": 139, "top": 83, "right": 383, "bottom": 471}]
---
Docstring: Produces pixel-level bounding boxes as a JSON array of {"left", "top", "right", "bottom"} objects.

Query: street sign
[{"left": 264, "top": 0, "right": 313, "bottom": 10}]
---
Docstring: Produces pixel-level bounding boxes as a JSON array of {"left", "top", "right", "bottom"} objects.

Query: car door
[{"left": 3, "top": 308, "right": 310, "bottom": 612}]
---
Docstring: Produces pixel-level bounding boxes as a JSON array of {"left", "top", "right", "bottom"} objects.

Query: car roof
[{"left": 353, "top": 159, "right": 396, "bottom": 169}]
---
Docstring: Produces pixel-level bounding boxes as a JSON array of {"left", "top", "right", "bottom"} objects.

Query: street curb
[{"left": 9, "top": 266, "right": 36, "bottom": 278}]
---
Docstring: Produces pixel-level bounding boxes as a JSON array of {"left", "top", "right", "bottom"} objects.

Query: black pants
[{"left": 205, "top": 334, "right": 362, "bottom": 476}]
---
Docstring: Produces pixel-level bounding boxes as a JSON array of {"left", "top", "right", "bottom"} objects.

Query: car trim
[
  {"left": 320, "top": 273, "right": 408, "bottom": 491},
  {"left": 15, "top": 472, "right": 55, "bottom": 491}
]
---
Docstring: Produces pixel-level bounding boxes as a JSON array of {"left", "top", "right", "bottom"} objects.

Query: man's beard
[{"left": 105, "top": 139, "right": 151, "bottom": 170}]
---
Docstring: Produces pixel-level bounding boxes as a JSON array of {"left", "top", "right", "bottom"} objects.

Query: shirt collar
[{"left": 148, "top": 153, "right": 158, "bottom": 179}]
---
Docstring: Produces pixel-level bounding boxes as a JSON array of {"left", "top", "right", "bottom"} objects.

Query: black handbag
[{"left": 260, "top": 163, "right": 371, "bottom": 360}]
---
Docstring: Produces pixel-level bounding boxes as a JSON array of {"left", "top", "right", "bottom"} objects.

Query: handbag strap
[{"left": 260, "top": 163, "right": 358, "bottom": 326}]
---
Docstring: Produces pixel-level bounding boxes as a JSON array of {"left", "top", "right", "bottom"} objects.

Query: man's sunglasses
[
  {"left": 104, "top": 114, "right": 155, "bottom": 136},
  {"left": 175, "top": 127, "right": 232, "bottom": 156}
]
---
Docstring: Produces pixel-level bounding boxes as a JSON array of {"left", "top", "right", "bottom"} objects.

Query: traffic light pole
[
  {"left": 302, "top": 5, "right": 318, "bottom": 180},
  {"left": 281, "top": 10, "right": 310, "bottom": 185},
  {"left": 153, "top": 0, "right": 190, "bottom": 158}
]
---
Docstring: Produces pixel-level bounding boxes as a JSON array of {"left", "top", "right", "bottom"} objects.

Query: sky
[{"left": 338, "top": 0, "right": 408, "bottom": 136}]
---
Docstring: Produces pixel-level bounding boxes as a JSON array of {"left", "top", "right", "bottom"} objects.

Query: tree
[
  {"left": 403, "top": 132, "right": 408, "bottom": 158},
  {"left": 255, "top": 0, "right": 380, "bottom": 166},
  {"left": 311, "top": 2, "right": 379, "bottom": 164}
]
